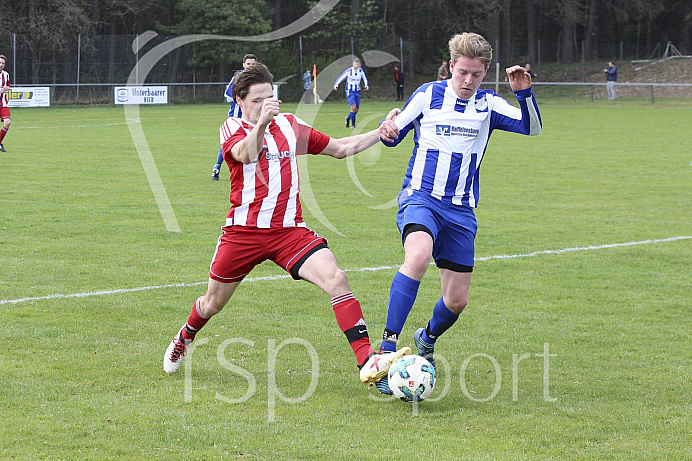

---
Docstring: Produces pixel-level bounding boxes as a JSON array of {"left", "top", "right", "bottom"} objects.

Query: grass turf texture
[{"left": 1, "top": 99, "right": 690, "bottom": 460}]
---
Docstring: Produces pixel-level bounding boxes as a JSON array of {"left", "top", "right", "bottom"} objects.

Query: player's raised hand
[{"left": 506, "top": 65, "right": 532, "bottom": 91}]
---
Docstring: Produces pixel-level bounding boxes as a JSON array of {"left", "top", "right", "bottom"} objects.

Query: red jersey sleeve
[
  {"left": 307, "top": 128, "right": 330, "bottom": 154},
  {"left": 285, "top": 113, "right": 330, "bottom": 155},
  {"left": 219, "top": 118, "right": 247, "bottom": 164}
]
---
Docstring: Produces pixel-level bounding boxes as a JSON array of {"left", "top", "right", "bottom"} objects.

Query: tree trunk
[
  {"left": 527, "top": 0, "right": 537, "bottom": 63},
  {"left": 168, "top": 47, "right": 181, "bottom": 84},
  {"left": 502, "top": 0, "right": 511, "bottom": 64},
  {"left": 560, "top": 1, "right": 577, "bottom": 62},
  {"left": 274, "top": 0, "right": 282, "bottom": 29},
  {"left": 406, "top": 0, "right": 420, "bottom": 78},
  {"left": 584, "top": 0, "right": 598, "bottom": 60},
  {"left": 646, "top": 16, "right": 653, "bottom": 58},
  {"left": 218, "top": 60, "right": 227, "bottom": 84},
  {"left": 62, "top": 37, "right": 74, "bottom": 85},
  {"left": 52, "top": 45, "right": 57, "bottom": 84},
  {"left": 487, "top": 7, "right": 501, "bottom": 64},
  {"left": 32, "top": 49, "right": 42, "bottom": 84},
  {"left": 108, "top": 21, "right": 117, "bottom": 83},
  {"left": 681, "top": 0, "right": 691, "bottom": 54},
  {"left": 351, "top": 0, "right": 362, "bottom": 21}
]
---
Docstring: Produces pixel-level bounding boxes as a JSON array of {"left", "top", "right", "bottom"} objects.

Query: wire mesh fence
[{"left": 2, "top": 33, "right": 690, "bottom": 104}]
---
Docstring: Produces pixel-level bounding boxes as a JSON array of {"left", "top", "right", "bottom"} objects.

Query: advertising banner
[
  {"left": 114, "top": 86, "right": 168, "bottom": 105},
  {"left": 8, "top": 87, "right": 51, "bottom": 107}
]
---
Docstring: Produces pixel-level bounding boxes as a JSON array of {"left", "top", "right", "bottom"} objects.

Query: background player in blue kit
[
  {"left": 211, "top": 53, "right": 257, "bottom": 181},
  {"left": 334, "top": 57, "right": 369, "bottom": 129},
  {"left": 375, "top": 32, "right": 543, "bottom": 394}
]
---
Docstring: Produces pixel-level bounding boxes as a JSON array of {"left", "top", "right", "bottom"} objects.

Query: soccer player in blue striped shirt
[
  {"left": 376, "top": 32, "right": 542, "bottom": 395},
  {"left": 211, "top": 54, "right": 257, "bottom": 181},
  {"left": 334, "top": 57, "right": 369, "bottom": 128}
]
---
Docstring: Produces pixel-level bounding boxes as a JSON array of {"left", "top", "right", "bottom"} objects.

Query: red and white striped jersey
[
  {"left": 219, "top": 113, "right": 330, "bottom": 228},
  {"left": 0, "top": 70, "right": 10, "bottom": 107}
]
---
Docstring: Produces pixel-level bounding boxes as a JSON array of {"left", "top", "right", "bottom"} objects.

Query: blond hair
[{"left": 449, "top": 33, "right": 492, "bottom": 67}]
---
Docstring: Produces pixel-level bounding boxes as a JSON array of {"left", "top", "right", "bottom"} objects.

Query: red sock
[
  {"left": 332, "top": 292, "right": 375, "bottom": 366},
  {"left": 181, "top": 297, "right": 211, "bottom": 341},
  {"left": 0, "top": 127, "right": 7, "bottom": 143}
]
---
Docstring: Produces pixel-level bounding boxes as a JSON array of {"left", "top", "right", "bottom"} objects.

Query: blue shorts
[
  {"left": 396, "top": 189, "right": 478, "bottom": 269},
  {"left": 346, "top": 91, "right": 361, "bottom": 107}
]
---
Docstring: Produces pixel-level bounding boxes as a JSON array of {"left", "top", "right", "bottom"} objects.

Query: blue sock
[
  {"left": 351, "top": 112, "right": 357, "bottom": 125},
  {"left": 381, "top": 272, "right": 420, "bottom": 352},
  {"left": 216, "top": 147, "right": 224, "bottom": 166},
  {"left": 423, "top": 297, "right": 459, "bottom": 344}
]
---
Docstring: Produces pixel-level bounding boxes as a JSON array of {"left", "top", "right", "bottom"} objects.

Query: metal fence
[
  {"left": 10, "top": 81, "right": 691, "bottom": 107},
  {"left": 2, "top": 32, "right": 690, "bottom": 104}
]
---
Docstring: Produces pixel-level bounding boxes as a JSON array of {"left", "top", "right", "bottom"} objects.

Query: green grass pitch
[{"left": 1, "top": 97, "right": 690, "bottom": 460}]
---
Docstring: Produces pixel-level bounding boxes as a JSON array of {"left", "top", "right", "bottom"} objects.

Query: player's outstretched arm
[
  {"left": 321, "top": 106, "right": 400, "bottom": 158},
  {"left": 320, "top": 129, "right": 380, "bottom": 159}
]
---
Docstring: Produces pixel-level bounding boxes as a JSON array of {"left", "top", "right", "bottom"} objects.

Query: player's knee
[
  {"left": 401, "top": 259, "right": 429, "bottom": 281},
  {"left": 200, "top": 294, "right": 225, "bottom": 317},
  {"left": 444, "top": 295, "right": 468, "bottom": 314},
  {"left": 317, "top": 267, "right": 349, "bottom": 296},
  {"left": 3, "top": 119, "right": 10, "bottom": 129},
  {"left": 404, "top": 250, "right": 433, "bottom": 277},
  {"left": 328, "top": 268, "right": 349, "bottom": 293}
]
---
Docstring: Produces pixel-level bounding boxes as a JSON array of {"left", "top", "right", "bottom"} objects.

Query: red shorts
[
  {"left": 209, "top": 225, "right": 328, "bottom": 283},
  {"left": 0, "top": 106, "right": 9, "bottom": 120}
]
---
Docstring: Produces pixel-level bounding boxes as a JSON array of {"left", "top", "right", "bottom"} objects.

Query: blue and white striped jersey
[
  {"left": 334, "top": 67, "right": 369, "bottom": 94},
  {"left": 383, "top": 80, "right": 542, "bottom": 208},
  {"left": 224, "top": 72, "right": 242, "bottom": 118}
]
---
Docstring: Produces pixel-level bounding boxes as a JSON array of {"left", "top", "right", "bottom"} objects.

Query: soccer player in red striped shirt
[
  {"left": 164, "top": 63, "right": 410, "bottom": 391},
  {"left": 0, "top": 55, "right": 11, "bottom": 152}
]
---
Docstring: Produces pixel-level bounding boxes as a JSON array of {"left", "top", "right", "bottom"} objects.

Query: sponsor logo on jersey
[
  {"left": 436, "top": 125, "right": 451, "bottom": 136},
  {"left": 265, "top": 150, "right": 296, "bottom": 161},
  {"left": 436, "top": 125, "right": 479, "bottom": 138}
]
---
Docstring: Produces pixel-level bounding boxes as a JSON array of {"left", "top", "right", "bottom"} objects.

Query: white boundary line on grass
[{"left": 1, "top": 236, "right": 689, "bottom": 306}]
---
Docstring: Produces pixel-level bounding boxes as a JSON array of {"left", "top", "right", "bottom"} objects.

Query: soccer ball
[{"left": 388, "top": 354, "right": 436, "bottom": 402}]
